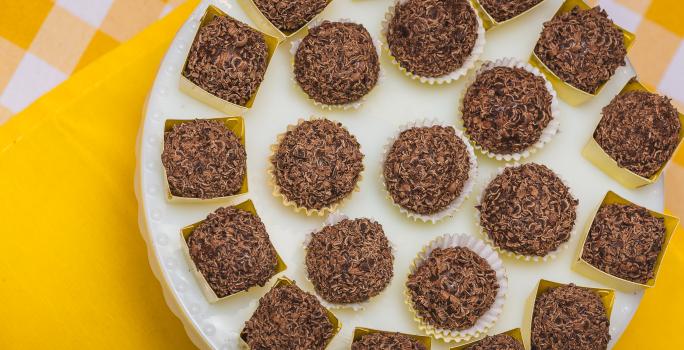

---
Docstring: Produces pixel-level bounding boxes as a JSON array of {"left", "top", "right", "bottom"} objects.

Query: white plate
[{"left": 136, "top": 0, "right": 664, "bottom": 349}]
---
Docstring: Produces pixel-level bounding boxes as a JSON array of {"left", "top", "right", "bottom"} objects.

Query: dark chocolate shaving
[
  {"left": 478, "top": 0, "right": 543, "bottom": 22},
  {"left": 387, "top": 0, "right": 479, "bottom": 77},
  {"left": 407, "top": 247, "right": 499, "bottom": 330},
  {"left": 294, "top": 21, "right": 380, "bottom": 105},
  {"left": 352, "top": 332, "right": 426, "bottom": 350},
  {"left": 534, "top": 6, "right": 626, "bottom": 94},
  {"left": 182, "top": 15, "right": 268, "bottom": 106},
  {"left": 532, "top": 284, "right": 610, "bottom": 350},
  {"left": 583, "top": 203, "right": 666, "bottom": 284},
  {"left": 305, "top": 218, "right": 394, "bottom": 304},
  {"left": 466, "top": 333, "right": 525, "bottom": 350},
  {"left": 272, "top": 119, "right": 364, "bottom": 210},
  {"left": 478, "top": 163, "right": 578, "bottom": 257},
  {"left": 241, "top": 283, "right": 334, "bottom": 350},
  {"left": 594, "top": 89, "right": 681, "bottom": 178},
  {"left": 462, "top": 66, "right": 553, "bottom": 154},
  {"left": 161, "top": 119, "right": 246, "bottom": 199},
  {"left": 253, "top": 0, "right": 328, "bottom": 32},
  {"left": 383, "top": 125, "right": 472, "bottom": 215},
  {"left": 187, "top": 206, "right": 277, "bottom": 298}
]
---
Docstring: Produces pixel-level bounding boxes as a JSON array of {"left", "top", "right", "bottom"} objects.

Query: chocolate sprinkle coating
[
  {"left": 294, "top": 21, "right": 380, "bottom": 106},
  {"left": 594, "top": 90, "right": 681, "bottom": 178},
  {"left": 532, "top": 284, "right": 610, "bottom": 350},
  {"left": 466, "top": 334, "right": 524, "bottom": 350},
  {"left": 187, "top": 206, "right": 277, "bottom": 298},
  {"left": 384, "top": 125, "right": 472, "bottom": 215},
  {"left": 272, "top": 119, "right": 364, "bottom": 210},
  {"left": 253, "top": 0, "right": 328, "bottom": 32},
  {"left": 352, "top": 332, "right": 427, "bottom": 350},
  {"left": 182, "top": 15, "right": 268, "bottom": 106},
  {"left": 582, "top": 203, "right": 666, "bottom": 284},
  {"left": 241, "top": 283, "right": 334, "bottom": 350},
  {"left": 478, "top": 0, "right": 543, "bottom": 22},
  {"left": 534, "top": 6, "right": 626, "bottom": 94},
  {"left": 305, "top": 218, "right": 394, "bottom": 304},
  {"left": 478, "top": 163, "right": 578, "bottom": 257},
  {"left": 162, "top": 119, "right": 246, "bottom": 199},
  {"left": 387, "top": 0, "right": 479, "bottom": 78},
  {"left": 462, "top": 66, "right": 553, "bottom": 154},
  {"left": 407, "top": 247, "right": 499, "bottom": 330}
]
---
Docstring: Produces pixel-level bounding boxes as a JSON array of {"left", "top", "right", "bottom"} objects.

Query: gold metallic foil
[{"left": 352, "top": 327, "right": 431, "bottom": 349}]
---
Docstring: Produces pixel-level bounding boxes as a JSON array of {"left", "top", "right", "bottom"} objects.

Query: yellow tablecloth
[{"left": 0, "top": 0, "right": 682, "bottom": 349}]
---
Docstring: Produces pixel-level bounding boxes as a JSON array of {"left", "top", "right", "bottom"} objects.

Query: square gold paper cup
[
  {"left": 529, "top": 0, "right": 635, "bottom": 106},
  {"left": 522, "top": 279, "right": 614, "bottom": 350},
  {"left": 582, "top": 79, "right": 684, "bottom": 188},
  {"left": 179, "top": 5, "right": 279, "bottom": 115},
  {"left": 179, "top": 199, "right": 287, "bottom": 303},
  {"left": 237, "top": 0, "right": 334, "bottom": 41},
  {"left": 471, "top": 0, "right": 548, "bottom": 30},
  {"left": 239, "top": 276, "right": 342, "bottom": 349},
  {"left": 162, "top": 117, "right": 248, "bottom": 202},
  {"left": 450, "top": 328, "right": 525, "bottom": 350},
  {"left": 573, "top": 191, "right": 680, "bottom": 290},
  {"left": 353, "top": 327, "right": 431, "bottom": 349}
]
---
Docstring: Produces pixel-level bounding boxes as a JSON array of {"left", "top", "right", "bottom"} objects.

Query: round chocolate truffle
[
  {"left": 253, "top": 0, "right": 328, "bottom": 32},
  {"left": 478, "top": 163, "right": 578, "bottom": 257},
  {"left": 384, "top": 125, "right": 473, "bottom": 216},
  {"left": 594, "top": 90, "right": 681, "bottom": 178},
  {"left": 534, "top": 6, "right": 626, "bottom": 94},
  {"left": 182, "top": 15, "right": 268, "bottom": 106},
  {"left": 241, "top": 283, "right": 334, "bottom": 350},
  {"left": 466, "top": 333, "right": 524, "bottom": 350},
  {"left": 478, "top": 0, "right": 543, "bottom": 23},
  {"left": 186, "top": 206, "right": 277, "bottom": 298},
  {"left": 532, "top": 284, "right": 610, "bottom": 350},
  {"left": 271, "top": 119, "right": 364, "bottom": 211},
  {"left": 162, "top": 119, "right": 246, "bottom": 199},
  {"left": 462, "top": 66, "right": 554, "bottom": 155},
  {"left": 352, "top": 332, "right": 426, "bottom": 350},
  {"left": 386, "top": 0, "right": 480, "bottom": 78},
  {"left": 407, "top": 246, "right": 499, "bottom": 330},
  {"left": 582, "top": 203, "right": 666, "bottom": 284},
  {"left": 294, "top": 21, "right": 380, "bottom": 106},
  {"left": 305, "top": 218, "right": 394, "bottom": 304}
]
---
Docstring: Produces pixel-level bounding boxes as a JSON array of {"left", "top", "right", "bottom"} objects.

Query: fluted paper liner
[
  {"left": 236, "top": 0, "right": 334, "bottom": 41},
  {"left": 352, "top": 327, "right": 432, "bottom": 349},
  {"left": 450, "top": 328, "right": 525, "bottom": 350},
  {"left": 405, "top": 234, "right": 508, "bottom": 343},
  {"left": 471, "top": 0, "right": 548, "bottom": 30}
]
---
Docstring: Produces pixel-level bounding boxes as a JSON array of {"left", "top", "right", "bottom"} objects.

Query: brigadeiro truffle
[
  {"left": 477, "top": 163, "right": 578, "bottom": 258},
  {"left": 271, "top": 119, "right": 364, "bottom": 212},
  {"left": 478, "top": 0, "right": 543, "bottom": 23},
  {"left": 461, "top": 61, "right": 556, "bottom": 157},
  {"left": 241, "top": 282, "right": 335, "bottom": 349},
  {"left": 305, "top": 216, "right": 394, "bottom": 305},
  {"left": 582, "top": 203, "right": 666, "bottom": 284},
  {"left": 182, "top": 15, "right": 268, "bottom": 106},
  {"left": 186, "top": 206, "right": 278, "bottom": 298},
  {"left": 466, "top": 333, "right": 524, "bottom": 350},
  {"left": 383, "top": 124, "right": 476, "bottom": 220},
  {"left": 532, "top": 284, "right": 610, "bottom": 350},
  {"left": 162, "top": 119, "right": 246, "bottom": 199},
  {"left": 352, "top": 332, "right": 427, "bottom": 350},
  {"left": 385, "top": 0, "right": 483, "bottom": 80},
  {"left": 534, "top": 6, "right": 627, "bottom": 94},
  {"left": 253, "top": 0, "right": 328, "bottom": 33},
  {"left": 594, "top": 89, "right": 681, "bottom": 178},
  {"left": 294, "top": 21, "right": 380, "bottom": 106}
]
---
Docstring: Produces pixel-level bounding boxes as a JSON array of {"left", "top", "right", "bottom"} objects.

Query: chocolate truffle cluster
[
  {"left": 352, "top": 332, "right": 427, "bottom": 350},
  {"left": 478, "top": 0, "right": 543, "bottom": 22},
  {"left": 466, "top": 333, "right": 524, "bottom": 350},
  {"left": 253, "top": 0, "right": 328, "bottom": 32}
]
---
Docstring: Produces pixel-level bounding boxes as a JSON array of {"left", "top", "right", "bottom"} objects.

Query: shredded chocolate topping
[
  {"left": 161, "top": 119, "right": 246, "bottom": 199},
  {"left": 294, "top": 21, "right": 380, "bottom": 106},
  {"left": 387, "top": 0, "right": 479, "bottom": 77},
  {"left": 594, "top": 89, "right": 681, "bottom": 178},
  {"left": 583, "top": 203, "right": 666, "bottom": 284},
  {"left": 182, "top": 15, "right": 268, "bottom": 106},
  {"left": 272, "top": 119, "right": 364, "bottom": 210},
  {"left": 532, "top": 284, "right": 610, "bottom": 350},
  {"left": 478, "top": 0, "right": 543, "bottom": 22},
  {"left": 241, "top": 283, "right": 334, "bottom": 350},
  {"left": 352, "top": 332, "right": 426, "bottom": 350},
  {"left": 462, "top": 66, "right": 553, "bottom": 154},
  {"left": 407, "top": 247, "right": 499, "bottom": 330},
  {"left": 466, "top": 333, "right": 525, "bottom": 350},
  {"left": 253, "top": 0, "right": 328, "bottom": 32},
  {"left": 383, "top": 125, "right": 472, "bottom": 215},
  {"left": 478, "top": 163, "right": 578, "bottom": 257},
  {"left": 305, "top": 218, "right": 394, "bottom": 304},
  {"left": 534, "top": 6, "right": 626, "bottom": 94},
  {"left": 187, "top": 206, "right": 277, "bottom": 298}
]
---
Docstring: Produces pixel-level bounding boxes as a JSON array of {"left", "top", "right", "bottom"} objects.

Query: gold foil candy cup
[
  {"left": 471, "top": 0, "right": 548, "bottom": 30},
  {"left": 236, "top": 0, "right": 334, "bottom": 42},
  {"left": 352, "top": 327, "right": 432, "bottom": 349},
  {"left": 449, "top": 328, "right": 525, "bottom": 350}
]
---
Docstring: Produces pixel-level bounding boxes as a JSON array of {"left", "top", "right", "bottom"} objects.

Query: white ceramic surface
[{"left": 136, "top": 0, "right": 664, "bottom": 349}]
